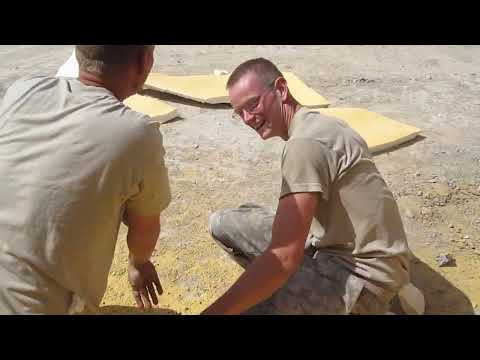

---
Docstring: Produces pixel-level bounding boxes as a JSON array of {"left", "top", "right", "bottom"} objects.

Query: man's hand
[{"left": 128, "top": 259, "right": 163, "bottom": 309}]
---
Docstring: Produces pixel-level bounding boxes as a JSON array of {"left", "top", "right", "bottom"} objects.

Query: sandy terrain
[{"left": 1, "top": 45, "right": 479, "bottom": 314}]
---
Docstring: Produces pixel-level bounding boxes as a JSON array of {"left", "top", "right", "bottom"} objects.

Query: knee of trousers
[{"left": 208, "top": 210, "right": 226, "bottom": 243}]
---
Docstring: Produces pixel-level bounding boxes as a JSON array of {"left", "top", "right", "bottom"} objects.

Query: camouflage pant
[{"left": 209, "top": 203, "right": 390, "bottom": 315}]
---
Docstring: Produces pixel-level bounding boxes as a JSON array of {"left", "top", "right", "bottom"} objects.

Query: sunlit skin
[{"left": 228, "top": 71, "right": 302, "bottom": 141}]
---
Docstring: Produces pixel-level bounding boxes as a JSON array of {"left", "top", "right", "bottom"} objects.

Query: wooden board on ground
[
  {"left": 123, "top": 94, "right": 178, "bottom": 124},
  {"left": 144, "top": 72, "right": 330, "bottom": 108},
  {"left": 312, "top": 108, "right": 422, "bottom": 153}
]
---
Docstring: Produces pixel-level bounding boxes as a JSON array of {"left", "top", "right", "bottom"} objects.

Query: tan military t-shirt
[
  {"left": 280, "top": 107, "right": 410, "bottom": 302},
  {"left": 0, "top": 76, "right": 171, "bottom": 314}
]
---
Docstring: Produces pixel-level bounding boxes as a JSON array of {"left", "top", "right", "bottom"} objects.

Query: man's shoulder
[
  {"left": 295, "top": 108, "right": 352, "bottom": 135},
  {"left": 293, "top": 108, "right": 368, "bottom": 152},
  {"left": 103, "top": 104, "right": 161, "bottom": 149},
  {"left": 11, "top": 75, "right": 52, "bottom": 86},
  {"left": 4, "top": 76, "right": 53, "bottom": 98}
]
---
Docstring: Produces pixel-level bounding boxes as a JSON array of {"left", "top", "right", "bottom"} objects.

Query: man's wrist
[{"left": 128, "top": 253, "right": 150, "bottom": 267}]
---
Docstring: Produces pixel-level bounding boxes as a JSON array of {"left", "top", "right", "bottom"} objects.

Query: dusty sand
[{"left": 1, "top": 45, "right": 479, "bottom": 314}]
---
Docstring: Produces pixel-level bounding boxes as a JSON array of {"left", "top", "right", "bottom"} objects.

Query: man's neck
[
  {"left": 282, "top": 99, "right": 302, "bottom": 140},
  {"left": 78, "top": 71, "right": 131, "bottom": 101}
]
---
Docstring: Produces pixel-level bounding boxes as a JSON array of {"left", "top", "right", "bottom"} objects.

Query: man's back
[{"left": 0, "top": 76, "right": 170, "bottom": 313}]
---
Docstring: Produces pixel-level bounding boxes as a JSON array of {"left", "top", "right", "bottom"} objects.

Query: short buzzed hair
[
  {"left": 75, "top": 45, "right": 154, "bottom": 75},
  {"left": 226, "top": 58, "right": 282, "bottom": 90}
]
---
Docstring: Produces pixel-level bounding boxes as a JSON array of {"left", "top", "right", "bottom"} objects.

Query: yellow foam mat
[
  {"left": 282, "top": 72, "right": 329, "bottom": 108},
  {"left": 123, "top": 94, "right": 178, "bottom": 124},
  {"left": 144, "top": 72, "right": 330, "bottom": 107},
  {"left": 145, "top": 73, "right": 228, "bottom": 104},
  {"left": 312, "top": 108, "right": 422, "bottom": 153}
]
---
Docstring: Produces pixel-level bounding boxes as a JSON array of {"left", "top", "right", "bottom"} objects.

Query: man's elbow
[
  {"left": 126, "top": 213, "right": 160, "bottom": 233},
  {"left": 274, "top": 247, "right": 305, "bottom": 275}
]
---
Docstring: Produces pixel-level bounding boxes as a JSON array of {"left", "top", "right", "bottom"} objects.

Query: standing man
[
  {"left": 0, "top": 45, "right": 171, "bottom": 314},
  {"left": 203, "top": 58, "right": 412, "bottom": 315}
]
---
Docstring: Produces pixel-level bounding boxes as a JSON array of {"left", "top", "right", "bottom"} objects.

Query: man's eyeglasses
[{"left": 231, "top": 86, "right": 275, "bottom": 122}]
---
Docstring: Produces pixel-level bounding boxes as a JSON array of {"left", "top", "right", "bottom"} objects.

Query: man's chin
[{"left": 258, "top": 129, "right": 273, "bottom": 140}]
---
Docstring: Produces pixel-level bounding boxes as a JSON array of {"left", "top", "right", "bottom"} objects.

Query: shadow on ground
[
  {"left": 372, "top": 135, "right": 426, "bottom": 156},
  {"left": 391, "top": 254, "right": 475, "bottom": 315},
  {"left": 140, "top": 89, "right": 231, "bottom": 109},
  {"left": 97, "top": 305, "right": 179, "bottom": 315}
]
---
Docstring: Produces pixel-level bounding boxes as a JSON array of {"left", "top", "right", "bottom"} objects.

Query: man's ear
[
  {"left": 136, "top": 47, "right": 154, "bottom": 76},
  {"left": 274, "top": 77, "right": 289, "bottom": 102}
]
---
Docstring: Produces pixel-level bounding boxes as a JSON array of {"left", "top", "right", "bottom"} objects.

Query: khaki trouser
[{"left": 209, "top": 203, "right": 391, "bottom": 315}]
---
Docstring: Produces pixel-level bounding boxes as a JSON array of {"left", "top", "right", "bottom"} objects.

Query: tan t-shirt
[
  {"left": 280, "top": 107, "right": 410, "bottom": 302},
  {"left": 0, "top": 76, "right": 171, "bottom": 314}
]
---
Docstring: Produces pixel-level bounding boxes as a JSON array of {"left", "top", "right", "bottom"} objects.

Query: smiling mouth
[{"left": 253, "top": 119, "right": 266, "bottom": 131}]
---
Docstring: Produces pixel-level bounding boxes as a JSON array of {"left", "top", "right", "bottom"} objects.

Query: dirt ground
[{"left": 1, "top": 45, "right": 479, "bottom": 315}]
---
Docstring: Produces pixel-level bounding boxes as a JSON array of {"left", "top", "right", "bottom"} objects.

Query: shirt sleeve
[
  {"left": 125, "top": 121, "right": 171, "bottom": 216},
  {"left": 279, "top": 138, "right": 336, "bottom": 202}
]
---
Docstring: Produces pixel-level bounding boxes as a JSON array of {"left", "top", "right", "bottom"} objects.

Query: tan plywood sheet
[
  {"left": 312, "top": 108, "right": 422, "bottom": 153},
  {"left": 144, "top": 72, "right": 330, "bottom": 107},
  {"left": 123, "top": 94, "right": 178, "bottom": 124},
  {"left": 282, "top": 72, "right": 329, "bottom": 108}
]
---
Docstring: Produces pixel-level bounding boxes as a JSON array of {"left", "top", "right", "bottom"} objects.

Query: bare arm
[
  {"left": 125, "top": 210, "right": 160, "bottom": 265},
  {"left": 124, "top": 209, "right": 163, "bottom": 309},
  {"left": 202, "top": 192, "right": 318, "bottom": 315}
]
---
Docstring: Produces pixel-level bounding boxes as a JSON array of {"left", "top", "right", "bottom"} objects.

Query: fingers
[
  {"left": 147, "top": 283, "right": 158, "bottom": 305},
  {"left": 153, "top": 273, "right": 163, "bottom": 295},
  {"left": 140, "top": 287, "right": 152, "bottom": 309}
]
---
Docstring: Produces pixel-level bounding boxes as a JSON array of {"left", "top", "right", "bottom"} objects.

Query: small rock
[
  {"left": 421, "top": 207, "right": 432, "bottom": 215},
  {"left": 193, "top": 144, "right": 199, "bottom": 149},
  {"left": 449, "top": 224, "right": 455, "bottom": 228},
  {"left": 428, "top": 179, "right": 438, "bottom": 183},
  {"left": 436, "top": 253, "right": 455, "bottom": 267},
  {"left": 213, "top": 69, "right": 229, "bottom": 76},
  {"left": 417, "top": 191, "right": 423, "bottom": 196},
  {"left": 415, "top": 172, "right": 421, "bottom": 177},
  {"left": 405, "top": 209, "right": 415, "bottom": 218},
  {"left": 464, "top": 235, "right": 470, "bottom": 239}
]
